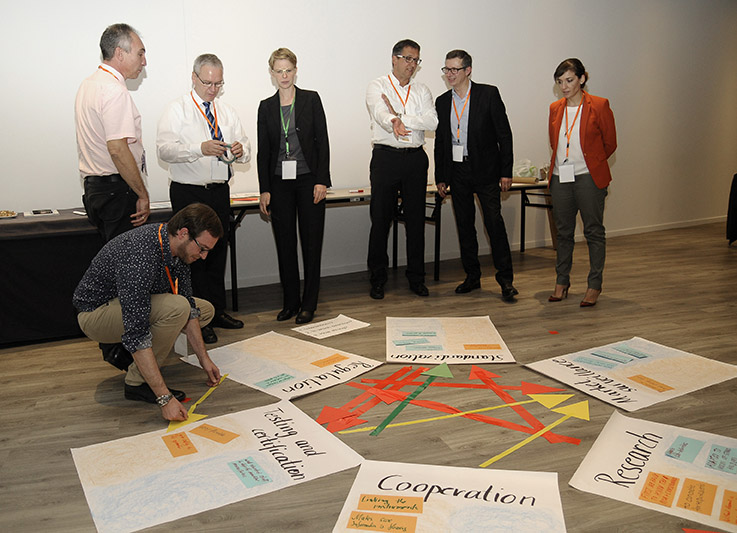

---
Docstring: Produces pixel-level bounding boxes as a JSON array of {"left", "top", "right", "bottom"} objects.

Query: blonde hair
[{"left": 269, "top": 48, "right": 297, "bottom": 70}]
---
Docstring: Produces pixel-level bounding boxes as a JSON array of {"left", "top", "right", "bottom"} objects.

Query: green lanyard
[{"left": 279, "top": 97, "right": 296, "bottom": 157}]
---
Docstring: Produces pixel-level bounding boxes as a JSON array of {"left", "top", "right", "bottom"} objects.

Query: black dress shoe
[
  {"left": 277, "top": 308, "right": 298, "bottom": 321},
  {"left": 501, "top": 283, "right": 519, "bottom": 302},
  {"left": 211, "top": 312, "right": 244, "bottom": 329},
  {"left": 201, "top": 325, "right": 217, "bottom": 344},
  {"left": 455, "top": 278, "right": 481, "bottom": 294},
  {"left": 100, "top": 342, "right": 134, "bottom": 371},
  {"left": 369, "top": 284, "right": 385, "bottom": 300},
  {"left": 124, "top": 383, "right": 186, "bottom": 404},
  {"left": 295, "top": 310, "right": 314, "bottom": 324},
  {"left": 409, "top": 282, "right": 429, "bottom": 297}
]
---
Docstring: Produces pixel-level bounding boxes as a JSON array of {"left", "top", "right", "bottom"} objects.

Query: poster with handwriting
[
  {"left": 526, "top": 337, "right": 737, "bottom": 411},
  {"left": 386, "top": 317, "right": 515, "bottom": 364},
  {"left": 71, "top": 401, "right": 363, "bottom": 533},
  {"left": 332, "top": 460, "right": 566, "bottom": 532},
  {"left": 570, "top": 411, "right": 737, "bottom": 532},
  {"left": 182, "top": 331, "right": 381, "bottom": 399}
]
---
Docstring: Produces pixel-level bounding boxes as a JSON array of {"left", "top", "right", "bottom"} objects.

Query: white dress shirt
[
  {"left": 156, "top": 91, "right": 251, "bottom": 185},
  {"left": 366, "top": 73, "right": 438, "bottom": 148}
]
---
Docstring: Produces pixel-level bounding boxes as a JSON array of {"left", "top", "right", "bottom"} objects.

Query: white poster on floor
[
  {"left": 182, "top": 331, "right": 381, "bottom": 400},
  {"left": 333, "top": 460, "right": 566, "bottom": 532},
  {"left": 72, "top": 401, "right": 363, "bottom": 533},
  {"left": 386, "top": 317, "right": 515, "bottom": 364},
  {"left": 526, "top": 337, "right": 737, "bottom": 411},
  {"left": 293, "top": 314, "right": 370, "bottom": 339},
  {"left": 570, "top": 411, "right": 737, "bottom": 532}
]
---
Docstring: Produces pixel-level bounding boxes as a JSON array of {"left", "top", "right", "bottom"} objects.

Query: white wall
[{"left": 2, "top": 0, "right": 736, "bottom": 288}]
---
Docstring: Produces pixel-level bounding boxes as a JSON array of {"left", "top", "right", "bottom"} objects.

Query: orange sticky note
[
  {"left": 312, "top": 353, "right": 349, "bottom": 368},
  {"left": 463, "top": 344, "right": 501, "bottom": 350},
  {"left": 347, "top": 511, "right": 417, "bottom": 532},
  {"left": 162, "top": 432, "right": 198, "bottom": 457},
  {"left": 720, "top": 489, "right": 737, "bottom": 525},
  {"left": 628, "top": 374, "right": 674, "bottom": 392},
  {"left": 639, "top": 471, "right": 679, "bottom": 507},
  {"left": 676, "top": 478, "right": 717, "bottom": 515},
  {"left": 357, "top": 494, "right": 423, "bottom": 513},
  {"left": 189, "top": 423, "right": 240, "bottom": 444}
]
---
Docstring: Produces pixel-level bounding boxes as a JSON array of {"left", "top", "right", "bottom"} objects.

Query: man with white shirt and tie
[
  {"left": 157, "top": 54, "right": 251, "bottom": 343},
  {"left": 366, "top": 39, "right": 438, "bottom": 299}
]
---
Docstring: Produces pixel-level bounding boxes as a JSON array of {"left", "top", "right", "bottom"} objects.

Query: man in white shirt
[
  {"left": 75, "top": 23, "right": 150, "bottom": 242},
  {"left": 366, "top": 39, "right": 438, "bottom": 300},
  {"left": 157, "top": 54, "right": 251, "bottom": 343}
]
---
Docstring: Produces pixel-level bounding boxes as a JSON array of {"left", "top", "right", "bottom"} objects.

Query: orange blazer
[{"left": 548, "top": 91, "right": 617, "bottom": 189}]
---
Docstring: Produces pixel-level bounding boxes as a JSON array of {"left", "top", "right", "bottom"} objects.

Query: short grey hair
[
  {"left": 100, "top": 23, "right": 138, "bottom": 61},
  {"left": 193, "top": 54, "right": 223, "bottom": 75}
]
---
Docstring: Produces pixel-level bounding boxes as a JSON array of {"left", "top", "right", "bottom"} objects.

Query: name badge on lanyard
[
  {"left": 281, "top": 98, "right": 297, "bottom": 180},
  {"left": 452, "top": 85, "right": 470, "bottom": 163},
  {"left": 282, "top": 160, "right": 297, "bottom": 180},
  {"left": 452, "top": 144, "right": 465, "bottom": 162},
  {"left": 559, "top": 163, "right": 575, "bottom": 183}
]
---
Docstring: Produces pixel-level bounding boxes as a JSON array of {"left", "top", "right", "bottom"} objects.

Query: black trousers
[
  {"left": 83, "top": 176, "right": 137, "bottom": 243},
  {"left": 169, "top": 181, "right": 230, "bottom": 315},
  {"left": 269, "top": 174, "right": 326, "bottom": 312},
  {"left": 450, "top": 161, "right": 514, "bottom": 285},
  {"left": 367, "top": 146, "right": 428, "bottom": 286}
]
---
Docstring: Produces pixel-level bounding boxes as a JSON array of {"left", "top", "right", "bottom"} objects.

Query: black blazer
[
  {"left": 257, "top": 86, "right": 331, "bottom": 193},
  {"left": 434, "top": 82, "right": 513, "bottom": 186}
]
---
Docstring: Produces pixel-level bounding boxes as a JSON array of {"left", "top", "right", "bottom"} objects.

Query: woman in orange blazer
[{"left": 547, "top": 58, "right": 616, "bottom": 307}]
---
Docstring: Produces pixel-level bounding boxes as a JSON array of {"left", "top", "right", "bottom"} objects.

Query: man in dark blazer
[{"left": 434, "top": 49, "right": 518, "bottom": 302}]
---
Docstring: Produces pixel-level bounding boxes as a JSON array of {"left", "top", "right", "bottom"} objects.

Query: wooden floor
[{"left": 1, "top": 222, "right": 736, "bottom": 533}]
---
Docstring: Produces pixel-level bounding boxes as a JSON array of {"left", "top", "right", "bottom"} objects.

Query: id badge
[
  {"left": 282, "top": 160, "right": 297, "bottom": 180},
  {"left": 559, "top": 163, "right": 575, "bottom": 183},
  {"left": 452, "top": 144, "right": 465, "bottom": 162}
]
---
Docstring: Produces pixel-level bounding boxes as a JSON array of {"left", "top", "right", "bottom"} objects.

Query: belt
[
  {"left": 85, "top": 174, "right": 123, "bottom": 183},
  {"left": 174, "top": 181, "right": 229, "bottom": 190},
  {"left": 373, "top": 144, "right": 423, "bottom": 154}
]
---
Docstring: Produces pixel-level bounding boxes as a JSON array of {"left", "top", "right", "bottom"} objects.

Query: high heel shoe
[
  {"left": 580, "top": 288, "right": 601, "bottom": 307},
  {"left": 548, "top": 284, "right": 570, "bottom": 302}
]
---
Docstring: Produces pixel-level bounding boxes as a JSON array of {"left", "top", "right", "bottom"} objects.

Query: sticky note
[
  {"left": 228, "top": 457, "right": 272, "bottom": 488},
  {"left": 347, "top": 511, "right": 417, "bottom": 532},
  {"left": 590, "top": 350, "right": 632, "bottom": 364},
  {"left": 162, "top": 432, "right": 198, "bottom": 457},
  {"left": 357, "top": 494, "right": 423, "bottom": 513},
  {"left": 639, "top": 471, "right": 679, "bottom": 507},
  {"left": 312, "top": 353, "right": 349, "bottom": 367},
  {"left": 401, "top": 331, "right": 436, "bottom": 337},
  {"left": 705, "top": 445, "right": 737, "bottom": 474},
  {"left": 665, "top": 436, "right": 705, "bottom": 463},
  {"left": 190, "top": 423, "right": 240, "bottom": 444},
  {"left": 574, "top": 355, "right": 617, "bottom": 369},
  {"left": 719, "top": 489, "right": 737, "bottom": 525},
  {"left": 676, "top": 478, "right": 717, "bottom": 515},
  {"left": 628, "top": 374, "right": 674, "bottom": 392},
  {"left": 463, "top": 344, "right": 502, "bottom": 350},
  {"left": 255, "top": 373, "right": 294, "bottom": 389},
  {"left": 404, "top": 345, "right": 443, "bottom": 351},
  {"left": 613, "top": 344, "right": 650, "bottom": 359},
  {"left": 393, "top": 338, "right": 431, "bottom": 346}
]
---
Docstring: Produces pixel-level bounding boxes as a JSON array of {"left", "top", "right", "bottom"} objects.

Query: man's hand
[
  {"left": 201, "top": 140, "right": 228, "bottom": 157},
  {"left": 130, "top": 196, "right": 150, "bottom": 226},
  {"left": 313, "top": 184, "right": 327, "bottom": 204},
  {"left": 230, "top": 141, "right": 244, "bottom": 159},
  {"left": 500, "top": 177, "right": 512, "bottom": 192},
  {"left": 259, "top": 192, "right": 271, "bottom": 217},
  {"left": 161, "top": 397, "right": 188, "bottom": 421},
  {"left": 436, "top": 182, "right": 448, "bottom": 198},
  {"left": 200, "top": 353, "right": 221, "bottom": 387},
  {"left": 391, "top": 118, "right": 411, "bottom": 138}
]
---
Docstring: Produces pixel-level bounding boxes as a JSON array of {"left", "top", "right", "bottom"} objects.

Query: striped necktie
[{"left": 202, "top": 101, "right": 223, "bottom": 141}]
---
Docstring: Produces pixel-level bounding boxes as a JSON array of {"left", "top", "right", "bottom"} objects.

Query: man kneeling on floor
[{"left": 73, "top": 203, "right": 223, "bottom": 421}]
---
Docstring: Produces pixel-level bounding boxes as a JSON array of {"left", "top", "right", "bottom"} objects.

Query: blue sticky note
[
  {"left": 613, "top": 344, "right": 650, "bottom": 359},
  {"left": 705, "top": 445, "right": 737, "bottom": 474},
  {"left": 404, "top": 345, "right": 444, "bottom": 351},
  {"left": 665, "top": 436, "right": 705, "bottom": 463},
  {"left": 393, "top": 338, "right": 431, "bottom": 346},
  {"left": 574, "top": 355, "right": 617, "bottom": 369},
  {"left": 591, "top": 350, "right": 633, "bottom": 364},
  {"left": 255, "top": 373, "right": 294, "bottom": 389},
  {"left": 228, "top": 457, "right": 272, "bottom": 488},
  {"left": 401, "top": 331, "right": 437, "bottom": 337}
]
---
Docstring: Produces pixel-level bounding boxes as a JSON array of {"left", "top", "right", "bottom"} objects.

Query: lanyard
[
  {"left": 98, "top": 66, "right": 119, "bottom": 81},
  {"left": 158, "top": 224, "right": 178, "bottom": 295},
  {"left": 279, "top": 96, "right": 296, "bottom": 157},
  {"left": 563, "top": 96, "right": 584, "bottom": 161},
  {"left": 191, "top": 92, "right": 219, "bottom": 140},
  {"left": 387, "top": 75, "right": 410, "bottom": 113},
  {"left": 452, "top": 84, "right": 471, "bottom": 141}
]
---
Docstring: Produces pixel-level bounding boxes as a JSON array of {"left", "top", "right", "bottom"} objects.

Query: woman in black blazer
[{"left": 257, "top": 48, "right": 331, "bottom": 324}]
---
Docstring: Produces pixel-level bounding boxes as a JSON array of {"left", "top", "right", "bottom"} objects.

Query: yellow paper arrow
[
  {"left": 479, "top": 400, "right": 589, "bottom": 467},
  {"left": 166, "top": 374, "right": 228, "bottom": 433}
]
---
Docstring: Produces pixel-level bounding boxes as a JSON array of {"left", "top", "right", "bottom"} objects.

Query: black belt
[
  {"left": 373, "top": 144, "right": 423, "bottom": 154},
  {"left": 86, "top": 174, "right": 123, "bottom": 183},
  {"left": 174, "top": 181, "right": 228, "bottom": 190}
]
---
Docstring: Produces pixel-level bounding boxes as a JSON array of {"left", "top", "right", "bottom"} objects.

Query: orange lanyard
[
  {"left": 158, "top": 224, "right": 178, "bottom": 295},
  {"left": 191, "top": 92, "right": 218, "bottom": 138},
  {"left": 564, "top": 96, "right": 584, "bottom": 160},
  {"left": 98, "top": 66, "right": 119, "bottom": 80},
  {"left": 388, "top": 75, "right": 410, "bottom": 113},
  {"left": 452, "top": 84, "right": 471, "bottom": 140}
]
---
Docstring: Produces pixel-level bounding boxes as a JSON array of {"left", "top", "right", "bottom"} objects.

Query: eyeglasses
[
  {"left": 441, "top": 67, "right": 467, "bottom": 74},
  {"left": 194, "top": 71, "right": 225, "bottom": 88},
  {"left": 396, "top": 55, "right": 422, "bottom": 65},
  {"left": 272, "top": 68, "right": 295, "bottom": 76},
  {"left": 192, "top": 235, "right": 212, "bottom": 255}
]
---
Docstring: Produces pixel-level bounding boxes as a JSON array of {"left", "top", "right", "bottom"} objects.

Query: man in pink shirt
[{"left": 75, "top": 23, "right": 150, "bottom": 242}]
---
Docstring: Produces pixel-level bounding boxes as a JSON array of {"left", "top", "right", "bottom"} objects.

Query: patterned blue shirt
[{"left": 73, "top": 223, "right": 199, "bottom": 353}]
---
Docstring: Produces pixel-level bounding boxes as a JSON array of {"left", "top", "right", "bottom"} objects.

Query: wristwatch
[{"left": 156, "top": 393, "right": 173, "bottom": 407}]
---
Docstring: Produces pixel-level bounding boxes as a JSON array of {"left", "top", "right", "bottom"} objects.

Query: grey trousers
[
  {"left": 78, "top": 294, "right": 214, "bottom": 386},
  {"left": 550, "top": 173, "right": 608, "bottom": 290}
]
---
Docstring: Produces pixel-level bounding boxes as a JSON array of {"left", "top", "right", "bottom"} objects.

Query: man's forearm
[
  {"left": 130, "top": 347, "right": 169, "bottom": 396},
  {"left": 107, "top": 139, "right": 148, "bottom": 200}
]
